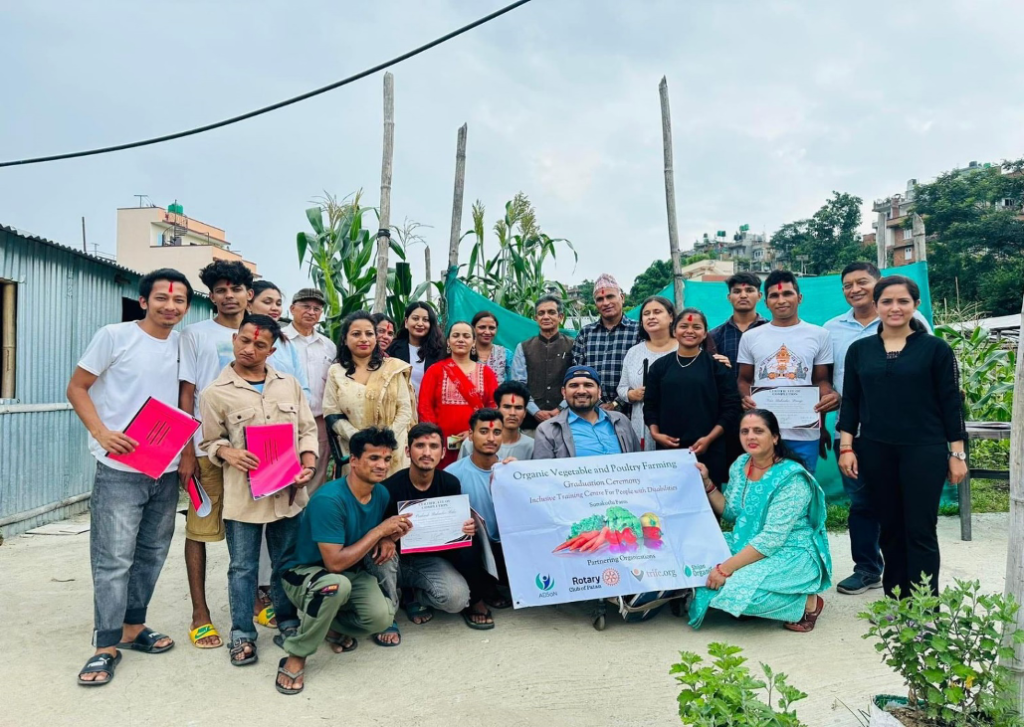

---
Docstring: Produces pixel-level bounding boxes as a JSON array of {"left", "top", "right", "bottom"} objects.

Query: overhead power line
[{"left": 0, "top": 0, "right": 533, "bottom": 168}]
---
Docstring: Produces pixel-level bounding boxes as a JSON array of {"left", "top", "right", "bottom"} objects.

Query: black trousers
[{"left": 857, "top": 439, "right": 948, "bottom": 598}]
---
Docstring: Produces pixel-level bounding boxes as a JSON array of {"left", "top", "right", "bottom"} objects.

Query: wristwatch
[{"left": 949, "top": 451, "right": 967, "bottom": 461}]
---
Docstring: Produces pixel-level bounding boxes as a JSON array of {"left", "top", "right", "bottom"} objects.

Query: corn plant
[
  {"left": 935, "top": 324, "right": 1016, "bottom": 422},
  {"left": 462, "top": 193, "right": 576, "bottom": 317}
]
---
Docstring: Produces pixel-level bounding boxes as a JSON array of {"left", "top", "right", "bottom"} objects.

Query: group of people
[{"left": 68, "top": 259, "right": 967, "bottom": 695}]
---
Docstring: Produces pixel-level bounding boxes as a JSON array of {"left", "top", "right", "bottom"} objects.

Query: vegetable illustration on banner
[{"left": 491, "top": 450, "right": 731, "bottom": 608}]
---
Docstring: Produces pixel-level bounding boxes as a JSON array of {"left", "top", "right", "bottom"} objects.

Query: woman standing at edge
[
  {"left": 387, "top": 302, "right": 445, "bottom": 398},
  {"left": 471, "top": 311, "right": 513, "bottom": 382},
  {"left": 644, "top": 308, "right": 741, "bottom": 486},
  {"left": 838, "top": 276, "right": 966, "bottom": 598},
  {"left": 617, "top": 296, "right": 677, "bottom": 451},
  {"left": 323, "top": 312, "right": 415, "bottom": 475},
  {"left": 689, "top": 409, "right": 832, "bottom": 632},
  {"left": 418, "top": 321, "right": 498, "bottom": 470},
  {"left": 371, "top": 313, "right": 396, "bottom": 357}
]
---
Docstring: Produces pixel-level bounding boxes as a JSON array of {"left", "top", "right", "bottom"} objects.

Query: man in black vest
[{"left": 510, "top": 295, "right": 573, "bottom": 430}]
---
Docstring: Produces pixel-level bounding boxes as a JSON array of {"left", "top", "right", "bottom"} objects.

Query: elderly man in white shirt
[{"left": 282, "top": 288, "right": 337, "bottom": 493}]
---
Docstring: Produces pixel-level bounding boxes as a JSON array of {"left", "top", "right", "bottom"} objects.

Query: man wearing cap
[
  {"left": 533, "top": 366, "right": 640, "bottom": 459},
  {"left": 283, "top": 289, "right": 337, "bottom": 493},
  {"left": 571, "top": 274, "right": 640, "bottom": 414}
]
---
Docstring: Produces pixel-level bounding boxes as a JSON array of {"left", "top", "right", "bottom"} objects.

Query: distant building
[
  {"left": 693, "top": 227, "right": 777, "bottom": 272},
  {"left": 116, "top": 202, "right": 258, "bottom": 290},
  {"left": 1, "top": 223, "right": 214, "bottom": 536},
  {"left": 872, "top": 179, "right": 920, "bottom": 268}
]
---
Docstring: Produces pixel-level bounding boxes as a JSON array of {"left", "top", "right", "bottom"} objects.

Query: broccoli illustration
[{"left": 605, "top": 506, "right": 643, "bottom": 540}]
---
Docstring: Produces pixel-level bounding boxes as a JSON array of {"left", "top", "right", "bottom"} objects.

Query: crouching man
[
  {"left": 274, "top": 427, "right": 412, "bottom": 695},
  {"left": 382, "top": 422, "right": 492, "bottom": 635}
]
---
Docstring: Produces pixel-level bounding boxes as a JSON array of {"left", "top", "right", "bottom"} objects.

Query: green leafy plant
[
  {"left": 860, "top": 577, "right": 1024, "bottom": 726},
  {"left": 671, "top": 642, "right": 808, "bottom": 726},
  {"left": 935, "top": 324, "right": 1016, "bottom": 422},
  {"left": 296, "top": 191, "right": 408, "bottom": 340},
  {"left": 463, "top": 193, "right": 576, "bottom": 317}
]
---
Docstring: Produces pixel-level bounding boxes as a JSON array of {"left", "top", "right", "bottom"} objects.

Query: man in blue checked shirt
[{"left": 571, "top": 273, "right": 640, "bottom": 414}]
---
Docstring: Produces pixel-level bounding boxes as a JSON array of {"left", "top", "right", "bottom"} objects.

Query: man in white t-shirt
[
  {"left": 282, "top": 288, "right": 337, "bottom": 494},
  {"left": 67, "top": 268, "right": 193, "bottom": 686},
  {"left": 178, "top": 260, "right": 253, "bottom": 649},
  {"left": 737, "top": 270, "right": 840, "bottom": 474}
]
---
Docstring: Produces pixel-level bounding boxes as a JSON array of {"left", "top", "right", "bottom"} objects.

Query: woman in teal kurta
[{"left": 689, "top": 409, "right": 832, "bottom": 632}]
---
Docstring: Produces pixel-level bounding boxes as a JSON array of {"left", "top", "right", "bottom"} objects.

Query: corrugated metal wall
[{"left": 0, "top": 228, "right": 214, "bottom": 535}]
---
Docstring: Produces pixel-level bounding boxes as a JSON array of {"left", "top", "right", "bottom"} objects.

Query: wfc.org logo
[{"left": 535, "top": 573, "right": 555, "bottom": 591}]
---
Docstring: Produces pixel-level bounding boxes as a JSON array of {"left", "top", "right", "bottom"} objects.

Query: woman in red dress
[{"left": 418, "top": 321, "right": 498, "bottom": 469}]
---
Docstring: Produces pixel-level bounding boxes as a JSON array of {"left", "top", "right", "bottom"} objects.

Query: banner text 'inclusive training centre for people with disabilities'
[{"left": 491, "top": 450, "right": 730, "bottom": 608}]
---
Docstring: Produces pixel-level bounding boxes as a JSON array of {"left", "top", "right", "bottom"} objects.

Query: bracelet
[
  {"left": 704, "top": 481, "right": 716, "bottom": 493},
  {"left": 715, "top": 564, "right": 732, "bottom": 578},
  {"left": 839, "top": 448, "right": 854, "bottom": 455}
]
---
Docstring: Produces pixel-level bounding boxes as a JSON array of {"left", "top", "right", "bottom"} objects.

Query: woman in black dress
[
  {"left": 838, "top": 275, "right": 967, "bottom": 598},
  {"left": 644, "top": 308, "right": 742, "bottom": 486}
]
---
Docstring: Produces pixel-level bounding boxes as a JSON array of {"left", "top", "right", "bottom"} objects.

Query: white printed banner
[{"left": 491, "top": 450, "right": 730, "bottom": 608}]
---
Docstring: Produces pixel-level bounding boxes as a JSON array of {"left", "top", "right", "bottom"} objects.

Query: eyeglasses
[{"left": 296, "top": 303, "right": 324, "bottom": 314}]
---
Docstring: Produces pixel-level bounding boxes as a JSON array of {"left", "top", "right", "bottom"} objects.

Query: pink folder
[
  {"left": 245, "top": 423, "right": 302, "bottom": 500},
  {"left": 107, "top": 397, "right": 201, "bottom": 479}
]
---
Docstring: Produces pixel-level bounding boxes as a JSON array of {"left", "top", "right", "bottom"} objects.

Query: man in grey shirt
[{"left": 459, "top": 381, "right": 534, "bottom": 461}]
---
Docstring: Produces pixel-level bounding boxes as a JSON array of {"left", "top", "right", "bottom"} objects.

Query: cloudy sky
[{"left": 3, "top": 0, "right": 1023, "bottom": 298}]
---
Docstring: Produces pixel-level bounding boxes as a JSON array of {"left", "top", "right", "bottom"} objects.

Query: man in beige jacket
[{"left": 200, "top": 314, "right": 318, "bottom": 668}]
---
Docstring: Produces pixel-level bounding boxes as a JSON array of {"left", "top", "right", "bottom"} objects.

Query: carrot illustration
[
  {"left": 580, "top": 526, "right": 610, "bottom": 553},
  {"left": 570, "top": 530, "right": 601, "bottom": 551},
  {"left": 553, "top": 533, "right": 587, "bottom": 552}
]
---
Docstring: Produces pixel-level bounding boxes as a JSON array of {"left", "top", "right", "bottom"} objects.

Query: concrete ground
[{"left": 0, "top": 512, "right": 1010, "bottom": 727}]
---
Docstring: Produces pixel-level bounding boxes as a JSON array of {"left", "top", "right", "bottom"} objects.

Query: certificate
[
  {"left": 398, "top": 495, "right": 472, "bottom": 554},
  {"left": 245, "top": 423, "right": 302, "bottom": 500},
  {"left": 107, "top": 397, "right": 201, "bottom": 479},
  {"left": 751, "top": 386, "right": 820, "bottom": 430}
]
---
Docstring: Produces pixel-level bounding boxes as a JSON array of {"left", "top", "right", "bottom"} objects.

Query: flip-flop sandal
[
  {"left": 325, "top": 634, "right": 359, "bottom": 652},
  {"left": 229, "top": 640, "right": 258, "bottom": 666},
  {"left": 189, "top": 623, "right": 223, "bottom": 649},
  {"left": 77, "top": 651, "right": 121, "bottom": 687},
  {"left": 275, "top": 657, "right": 304, "bottom": 696},
  {"left": 254, "top": 605, "right": 277, "bottom": 628},
  {"left": 461, "top": 607, "right": 495, "bottom": 630},
  {"left": 372, "top": 621, "right": 402, "bottom": 647},
  {"left": 117, "top": 627, "right": 174, "bottom": 654},
  {"left": 404, "top": 602, "right": 434, "bottom": 625}
]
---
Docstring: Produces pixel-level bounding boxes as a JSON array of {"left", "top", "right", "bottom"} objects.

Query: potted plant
[
  {"left": 860, "top": 577, "right": 1024, "bottom": 726},
  {"left": 671, "top": 642, "right": 808, "bottom": 726}
]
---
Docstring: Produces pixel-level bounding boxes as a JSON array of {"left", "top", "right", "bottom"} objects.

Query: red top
[{"left": 418, "top": 359, "right": 498, "bottom": 469}]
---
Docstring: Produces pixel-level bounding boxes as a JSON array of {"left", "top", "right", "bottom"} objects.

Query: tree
[
  {"left": 913, "top": 159, "right": 1024, "bottom": 316},
  {"left": 770, "top": 192, "right": 872, "bottom": 275},
  {"left": 628, "top": 259, "right": 673, "bottom": 306}
]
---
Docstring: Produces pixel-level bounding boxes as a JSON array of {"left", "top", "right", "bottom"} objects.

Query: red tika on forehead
[
  {"left": 169, "top": 282, "right": 174, "bottom": 293},
  {"left": 253, "top": 326, "right": 261, "bottom": 339},
  {"left": 510, "top": 395, "right": 517, "bottom": 405},
  {"left": 777, "top": 283, "right": 783, "bottom": 291},
  {"left": 687, "top": 314, "right": 693, "bottom": 322}
]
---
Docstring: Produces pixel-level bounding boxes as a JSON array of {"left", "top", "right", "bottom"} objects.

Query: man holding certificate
[
  {"left": 382, "top": 423, "right": 492, "bottom": 635},
  {"left": 200, "top": 314, "right": 318, "bottom": 669},
  {"left": 737, "top": 270, "right": 840, "bottom": 474}
]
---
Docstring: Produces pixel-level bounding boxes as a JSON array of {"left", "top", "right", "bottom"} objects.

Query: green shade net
[{"left": 445, "top": 262, "right": 948, "bottom": 506}]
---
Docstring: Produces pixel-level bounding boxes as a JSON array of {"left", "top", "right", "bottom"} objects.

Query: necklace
[
  {"left": 741, "top": 455, "right": 780, "bottom": 508},
  {"left": 675, "top": 348, "right": 702, "bottom": 369}
]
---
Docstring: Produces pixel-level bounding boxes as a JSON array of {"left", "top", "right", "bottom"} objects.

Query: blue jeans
[
  {"left": 783, "top": 439, "right": 819, "bottom": 474},
  {"left": 90, "top": 462, "right": 178, "bottom": 648},
  {"left": 224, "top": 517, "right": 301, "bottom": 644},
  {"left": 837, "top": 439, "right": 883, "bottom": 579}
]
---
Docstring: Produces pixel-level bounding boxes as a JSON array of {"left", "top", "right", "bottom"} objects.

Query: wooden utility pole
[
  {"left": 1002, "top": 292, "right": 1024, "bottom": 708},
  {"left": 424, "top": 246, "right": 433, "bottom": 304},
  {"left": 448, "top": 124, "right": 468, "bottom": 272},
  {"left": 372, "top": 72, "right": 395, "bottom": 314},
  {"left": 659, "top": 77, "right": 684, "bottom": 309},
  {"left": 1, "top": 283, "right": 15, "bottom": 399}
]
